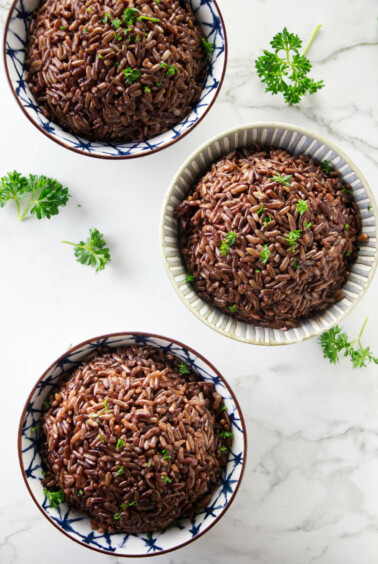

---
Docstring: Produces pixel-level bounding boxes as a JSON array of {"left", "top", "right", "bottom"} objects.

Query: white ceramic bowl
[
  {"left": 161, "top": 123, "right": 378, "bottom": 346},
  {"left": 3, "top": 0, "right": 227, "bottom": 159},
  {"left": 18, "top": 332, "right": 246, "bottom": 557}
]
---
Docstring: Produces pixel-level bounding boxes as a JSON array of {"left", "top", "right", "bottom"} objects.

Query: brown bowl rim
[
  {"left": 18, "top": 331, "right": 247, "bottom": 558},
  {"left": 3, "top": 0, "right": 228, "bottom": 160}
]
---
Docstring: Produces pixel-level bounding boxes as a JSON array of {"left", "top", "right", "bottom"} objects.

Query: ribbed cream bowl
[{"left": 160, "top": 123, "right": 378, "bottom": 346}]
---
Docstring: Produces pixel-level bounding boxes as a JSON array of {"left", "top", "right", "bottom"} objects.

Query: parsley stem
[
  {"left": 354, "top": 317, "right": 369, "bottom": 349},
  {"left": 302, "top": 24, "right": 322, "bottom": 57}
]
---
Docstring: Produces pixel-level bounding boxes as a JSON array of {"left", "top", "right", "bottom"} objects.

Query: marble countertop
[{"left": 0, "top": 1, "right": 377, "bottom": 563}]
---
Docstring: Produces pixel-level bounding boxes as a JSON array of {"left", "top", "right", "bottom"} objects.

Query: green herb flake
[
  {"left": 255, "top": 25, "right": 324, "bottom": 105},
  {"left": 144, "top": 86, "right": 151, "bottom": 93},
  {"left": 138, "top": 15, "right": 160, "bottom": 23},
  {"left": 367, "top": 205, "right": 371, "bottom": 211},
  {"left": 220, "top": 231, "right": 238, "bottom": 257},
  {"left": 345, "top": 250, "right": 351, "bottom": 257},
  {"left": 113, "top": 511, "right": 123, "bottom": 521},
  {"left": 103, "top": 399, "right": 110, "bottom": 412},
  {"left": 116, "top": 438, "right": 125, "bottom": 449},
  {"left": 31, "top": 425, "right": 39, "bottom": 433},
  {"left": 263, "top": 216, "right": 272, "bottom": 227},
  {"left": 229, "top": 305, "right": 238, "bottom": 314},
  {"left": 270, "top": 173, "right": 292, "bottom": 187},
  {"left": 293, "top": 260, "right": 301, "bottom": 269},
  {"left": 221, "top": 404, "right": 227, "bottom": 412},
  {"left": 98, "top": 433, "right": 105, "bottom": 443},
  {"left": 122, "top": 7, "right": 140, "bottom": 26},
  {"left": 102, "top": 11, "right": 111, "bottom": 23},
  {"left": 321, "top": 160, "right": 331, "bottom": 174},
  {"left": 161, "top": 475, "right": 173, "bottom": 484},
  {"left": 178, "top": 362, "right": 190, "bottom": 375},
  {"left": 161, "top": 449, "right": 173, "bottom": 461},
  {"left": 160, "top": 62, "right": 178, "bottom": 76},
  {"left": 345, "top": 224, "right": 349, "bottom": 230},
  {"left": 296, "top": 199, "right": 308, "bottom": 216},
  {"left": 342, "top": 186, "right": 353, "bottom": 195},
  {"left": 219, "top": 431, "right": 234, "bottom": 439},
  {"left": 186, "top": 273, "right": 195, "bottom": 283},
  {"left": 44, "top": 401, "right": 50, "bottom": 410},
  {"left": 115, "top": 465, "right": 124, "bottom": 477},
  {"left": 122, "top": 67, "right": 141, "bottom": 84},
  {"left": 259, "top": 244, "right": 271, "bottom": 264},
  {"left": 146, "top": 461, "right": 152, "bottom": 467},
  {"left": 255, "top": 269, "right": 261, "bottom": 273},
  {"left": 43, "top": 489, "right": 65, "bottom": 508},
  {"left": 257, "top": 204, "right": 264, "bottom": 215},
  {"left": 221, "top": 445, "right": 228, "bottom": 453},
  {"left": 146, "top": 532, "right": 152, "bottom": 540},
  {"left": 60, "top": 26, "right": 66, "bottom": 30},
  {"left": 285, "top": 229, "right": 302, "bottom": 251},
  {"left": 114, "top": 62, "right": 119, "bottom": 67},
  {"left": 97, "top": 53, "right": 103, "bottom": 58},
  {"left": 201, "top": 38, "right": 215, "bottom": 54},
  {"left": 83, "top": 28, "right": 88, "bottom": 33},
  {"left": 304, "top": 221, "right": 312, "bottom": 229},
  {"left": 155, "top": 81, "right": 162, "bottom": 87},
  {"left": 76, "top": 489, "right": 84, "bottom": 496},
  {"left": 111, "top": 18, "right": 122, "bottom": 30}
]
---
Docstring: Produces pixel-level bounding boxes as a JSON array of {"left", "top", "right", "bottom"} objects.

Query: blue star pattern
[
  {"left": 20, "top": 334, "right": 246, "bottom": 556},
  {"left": 4, "top": 0, "right": 226, "bottom": 158}
]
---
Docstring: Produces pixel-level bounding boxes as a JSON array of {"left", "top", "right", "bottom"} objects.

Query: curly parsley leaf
[
  {"left": 220, "top": 231, "right": 238, "bottom": 257},
  {"left": 178, "top": 362, "right": 190, "bottom": 375},
  {"left": 255, "top": 25, "right": 324, "bottom": 105},
  {"left": 259, "top": 244, "right": 271, "bottom": 264},
  {"left": 319, "top": 319, "right": 378, "bottom": 368},
  {"left": 62, "top": 228, "right": 111, "bottom": 273},
  {"left": 43, "top": 489, "right": 65, "bottom": 508},
  {"left": 296, "top": 199, "right": 308, "bottom": 216},
  {"left": 0, "top": 171, "right": 70, "bottom": 220},
  {"left": 270, "top": 173, "right": 292, "bottom": 186}
]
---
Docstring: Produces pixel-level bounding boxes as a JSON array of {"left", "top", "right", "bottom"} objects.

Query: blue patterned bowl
[
  {"left": 3, "top": 0, "right": 227, "bottom": 159},
  {"left": 18, "top": 333, "right": 246, "bottom": 557},
  {"left": 161, "top": 122, "right": 378, "bottom": 346}
]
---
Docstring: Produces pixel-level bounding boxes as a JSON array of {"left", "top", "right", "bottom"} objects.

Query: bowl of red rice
[
  {"left": 18, "top": 332, "right": 246, "bottom": 557},
  {"left": 160, "top": 123, "right": 377, "bottom": 345},
  {"left": 4, "top": 0, "right": 227, "bottom": 158}
]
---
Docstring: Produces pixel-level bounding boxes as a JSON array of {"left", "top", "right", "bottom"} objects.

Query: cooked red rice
[
  {"left": 25, "top": 0, "right": 208, "bottom": 142},
  {"left": 175, "top": 146, "right": 362, "bottom": 330},
  {"left": 40, "top": 345, "right": 231, "bottom": 533}
]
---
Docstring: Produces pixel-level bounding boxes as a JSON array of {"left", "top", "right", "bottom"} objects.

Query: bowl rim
[
  {"left": 160, "top": 121, "right": 378, "bottom": 346},
  {"left": 3, "top": 0, "right": 228, "bottom": 160},
  {"left": 18, "top": 331, "right": 247, "bottom": 558}
]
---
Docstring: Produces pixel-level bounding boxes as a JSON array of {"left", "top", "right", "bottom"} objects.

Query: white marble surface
[{"left": 0, "top": 1, "right": 378, "bottom": 563}]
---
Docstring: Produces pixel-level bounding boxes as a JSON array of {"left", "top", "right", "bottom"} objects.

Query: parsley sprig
[
  {"left": 62, "top": 228, "right": 111, "bottom": 273},
  {"left": 319, "top": 319, "right": 378, "bottom": 368},
  {"left": 122, "top": 67, "right": 141, "bottom": 84},
  {"left": 270, "top": 173, "right": 292, "bottom": 186},
  {"left": 255, "top": 25, "right": 324, "bottom": 104},
  {"left": 201, "top": 38, "right": 215, "bottom": 54},
  {"left": 259, "top": 244, "right": 271, "bottom": 264},
  {"left": 160, "top": 62, "right": 179, "bottom": 76},
  {"left": 285, "top": 230, "right": 302, "bottom": 251},
  {"left": 296, "top": 199, "right": 308, "bottom": 216},
  {"left": 0, "top": 171, "right": 70, "bottom": 220},
  {"left": 178, "top": 362, "right": 190, "bottom": 375}
]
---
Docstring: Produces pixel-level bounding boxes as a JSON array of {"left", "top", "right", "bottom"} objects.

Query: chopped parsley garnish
[
  {"left": 220, "top": 445, "right": 228, "bottom": 453},
  {"left": 160, "top": 62, "right": 178, "bottom": 76},
  {"left": 255, "top": 25, "right": 324, "bottom": 105},
  {"left": 62, "top": 228, "right": 110, "bottom": 273},
  {"left": 221, "top": 404, "right": 227, "bottom": 412},
  {"left": 116, "top": 438, "right": 125, "bottom": 449},
  {"left": 114, "top": 32, "right": 122, "bottom": 40},
  {"left": 220, "top": 231, "right": 238, "bottom": 257},
  {"left": 0, "top": 171, "right": 70, "bottom": 220},
  {"left": 219, "top": 431, "right": 234, "bottom": 439},
  {"left": 144, "top": 86, "right": 151, "bottom": 93},
  {"left": 121, "top": 501, "right": 137, "bottom": 509},
  {"left": 136, "top": 34, "right": 141, "bottom": 42},
  {"left": 304, "top": 221, "right": 312, "bottom": 229},
  {"left": 60, "top": 26, "right": 66, "bottom": 30},
  {"left": 178, "top": 362, "right": 190, "bottom": 375},
  {"left": 146, "top": 461, "right": 152, "bottom": 467},
  {"left": 229, "top": 305, "right": 238, "bottom": 314},
  {"left": 285, "top": 229, "right": 302, "bottom": 251},
  {"left": 293, "top": 260, "right": 301, "bottom": 269},
  {"left": 115, "top": 466, "right": 124, "bottom": 477},
  {"left": 186, "top": 273, "right": 195, "bottom": 283},
  {"left": 345, "top": 250, "right": 351, "bottom": 257},
  {"left": 201, "top": 38, "right": 215, "bottom": 54},
  {"left": 97, "top": 53, "right": 103, "bottom": 58},
  {"left": 367, "top": 205, "right": 371, "bottom": 211},
  {"left": 296, "top": 199, "right": 308, "bottom": 215},
  {"left": 321, "top": 160, "right": 331, "bottom": 173},
  {"left": 102, "top": 12, "right": 111, "bottom": 23},
  {"left": 345, "top": 224, "right": 349, "bottom": 230},
  {"left": 270, "top": 173, "right": 292, "bottom": 186},
  {"left": 43, "top": 489, "right": 65, "bottom": 508},
  {"left": 259, "top": 244, "right": 271, "bottom": 264},
  {"left": 122, "top": 67, "right": 141, "bottom": 84},
  {"left": 342, "top": 186, "right": 353, "bottom": 195},
  {"left": 103, "top": 399, "right": 110, "bottom": 411},
  {"left": 111, "top": 18, "right": 122, "bottom": 30},
  {"left": 319, "top": 319, "right": 378, "bottom": 368},
  {"left": 113, "top": 511, "right": 123, "bottom": 520},
  {"left": 161, "top": 475, "right": 173, "bottom": 484},
  {"left": 122, "top": 7, "right": 139, "bottom": 25},
  {"left": 98, "top": 433, "right": 105, "bottom": 443},
  {"left": 161, "top": 449, "right": 173, "bottom": 461},
  {"left": 155, "top": 81, "right": 162, "bottom": 86},
  {"left": 257, "top": 204, "right": 264, "bottom": 215},
  {"left": 255, "top": 269, "right": 261, "bottom": 273},
  {"left": 114, "top": 62, "right": 119, "bottom": 67},
  {"left": 83, "top": 28, "right": 88, "bottom": 33},
  {"left": 31, "top": 425, "right": 39, "bottom": 432},
  {"left": 76, "top": 489, "right": 84, "bottom": 496},
  {"left": 44, "top": 401, "right": 50, "bottom": 409},
  {"left": 138, "top": 15, "right": 160, "bottom": 23},
  {"left": 263, "top": 216, "right": 272, "bottom": 226},
  {"left": 146, "top": 532, "right": 152, "bottom": 540}
]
